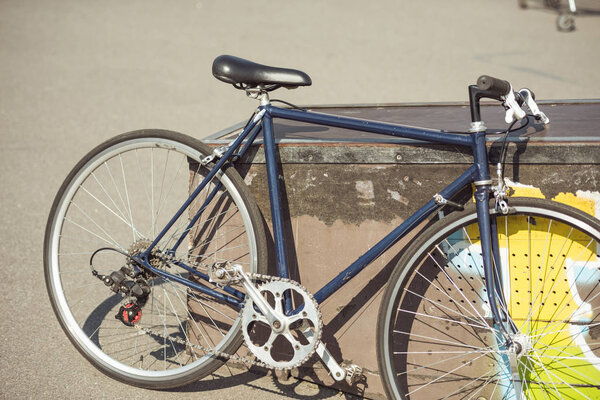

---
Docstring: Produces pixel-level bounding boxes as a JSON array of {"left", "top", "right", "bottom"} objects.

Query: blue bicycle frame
[{"left": 134, "top": 103, "right": 508, "bottom": 333}]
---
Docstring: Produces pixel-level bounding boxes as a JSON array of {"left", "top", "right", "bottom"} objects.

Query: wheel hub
[
  {"left": 126, "top": 239, "right": 166, "bottom": 277},
  {"left": 511, "top": 333, "right": 532, "bottom": 358}
]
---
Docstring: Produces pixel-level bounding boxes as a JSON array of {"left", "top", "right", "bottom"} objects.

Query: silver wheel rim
[
  {"left": 381, "top": 203, "right": 600, "bottom": 399},
  {"left": 47, "top": 137, "right": 259, "bottom": 382}
]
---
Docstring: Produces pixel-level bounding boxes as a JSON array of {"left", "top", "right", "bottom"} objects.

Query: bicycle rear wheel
[
  {"left": 44, "top": 130, "right": 267, "bottom": 388},
  {"left": 377, "top": 197, "right": 600, "bottom": 399}
]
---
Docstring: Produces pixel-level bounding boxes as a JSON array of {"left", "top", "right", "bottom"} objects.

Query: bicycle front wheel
[
  {"left": 44, "top": 130, "right": 267, "bottom": 388},
  {"left": 378, "top": 197, "right": 600, "bottom": 399}
]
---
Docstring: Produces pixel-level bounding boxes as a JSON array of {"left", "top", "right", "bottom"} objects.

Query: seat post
[
  {"left": 259, "top": 91, "right": 270, "bottom": 106},
  {"left": 245, "top": 87, "right": 270, "bottom": 106}
]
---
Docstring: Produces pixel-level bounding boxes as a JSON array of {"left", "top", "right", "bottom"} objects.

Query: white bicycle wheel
[
  {"left": 45, "top": 130, "right": 267, "bottom": 388},
  {"left": 378, "top": 197, "right": 600, "bottom": 399}
]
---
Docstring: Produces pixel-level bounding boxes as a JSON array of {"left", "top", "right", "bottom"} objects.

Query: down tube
[{"left": 314, "top": 164, "right": 478, "bottom": 304}]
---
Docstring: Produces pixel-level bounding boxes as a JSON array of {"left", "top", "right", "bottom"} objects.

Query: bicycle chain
[{"left": 131, "top": 252, "right": 323, "bottom": 371}]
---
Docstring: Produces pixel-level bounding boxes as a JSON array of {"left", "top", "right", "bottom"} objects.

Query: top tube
[{"left": 265, "top": 105, "right": 473, "bottom": 147}]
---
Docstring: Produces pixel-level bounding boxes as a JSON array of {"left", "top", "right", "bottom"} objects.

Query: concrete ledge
[{"left": 237, "top": 141, "right": 600, "bottom": 165}]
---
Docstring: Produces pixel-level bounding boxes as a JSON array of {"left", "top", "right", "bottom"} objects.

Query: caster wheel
[{"left": 557, "top": 13, "right": 575, "bottom": 32}]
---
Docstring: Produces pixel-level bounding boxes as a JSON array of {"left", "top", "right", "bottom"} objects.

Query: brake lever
[
  {"left": 502, "top": 87, "right": 526, "bottom": 124},
  {"left": 518, "top": 88, "right": 550, "bottom": 124}
]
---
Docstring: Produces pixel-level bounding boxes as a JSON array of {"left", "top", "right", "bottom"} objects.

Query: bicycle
[{"left": 44, "top": 55, "right": 600, "bottom": 399}]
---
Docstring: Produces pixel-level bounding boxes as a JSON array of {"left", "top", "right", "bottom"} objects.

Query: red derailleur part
[{"left": 116, "top": 302, "right": 142, "bottom": 326}]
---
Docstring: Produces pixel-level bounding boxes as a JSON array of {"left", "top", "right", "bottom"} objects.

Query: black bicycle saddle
[{"left": 212, "top": 55, "right": 312, "bottom": 89}]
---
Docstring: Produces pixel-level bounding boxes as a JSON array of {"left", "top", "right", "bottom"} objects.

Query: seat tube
[
  {"left": 472, "top": 131, "right": 508, "bottom": 335},
  {"left": 262, "top": 108, "right": 290, "bottom": 281}
]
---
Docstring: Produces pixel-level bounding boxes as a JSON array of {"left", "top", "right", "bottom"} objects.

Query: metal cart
[{"left": 519, "top": 0, "right": 577, "bottom": 31}]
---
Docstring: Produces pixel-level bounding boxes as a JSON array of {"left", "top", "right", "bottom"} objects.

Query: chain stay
[
  {"left": 108, "top": 245, "right": 324, "bottom": 372},
  {"left": 133, "top": 270, "right": 321, "bottom": 372}
]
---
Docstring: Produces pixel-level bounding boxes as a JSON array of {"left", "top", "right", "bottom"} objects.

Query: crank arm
[
  {"left": 302, "top": 328, "right": 346, "bottom": 382},
  {"left": 233, "top": 265, "right": 281, "bottom": 326},
  {"left": 316, "top": 342, "right": 346, "bottom": 382}
]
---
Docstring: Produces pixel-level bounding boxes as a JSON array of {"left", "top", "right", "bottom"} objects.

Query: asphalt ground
[{"left": 1, "top": 1, "right": 599, "bottom": 399}]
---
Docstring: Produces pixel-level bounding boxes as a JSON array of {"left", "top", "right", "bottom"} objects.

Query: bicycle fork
[
  {"left": 476, "top": 187, "right": 513, "bottom": 335},
  {"left": 473, "top": 135, "right": 526, "bottom": 398}
]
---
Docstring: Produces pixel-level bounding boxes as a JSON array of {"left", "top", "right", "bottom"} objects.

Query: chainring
[{"left": 241, "top": 279, "right": 322, "bottom": 370}]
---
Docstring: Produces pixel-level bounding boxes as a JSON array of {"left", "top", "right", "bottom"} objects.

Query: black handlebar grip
[{"left": 477, "top": 75, "right": 511, "bottom": 97}]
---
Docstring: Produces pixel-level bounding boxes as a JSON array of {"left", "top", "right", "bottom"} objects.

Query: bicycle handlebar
[{"left": 469, "top": 75, "right": 547, "bottom": 126}]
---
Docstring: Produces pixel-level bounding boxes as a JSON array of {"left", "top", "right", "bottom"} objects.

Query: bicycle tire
[
  {"left": 44, "top": 130, "right": 268, "bottom": 389},
  {"left": 377, "top": 197, "right": 600, "bottom": 399}
]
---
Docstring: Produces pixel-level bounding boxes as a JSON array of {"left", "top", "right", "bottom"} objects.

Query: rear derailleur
[
  {"left": 90, "top": 240, "right": 166, "bottom": 326},
  {"left": 94, "top": 265, "right": 151, "bottom": 327}
]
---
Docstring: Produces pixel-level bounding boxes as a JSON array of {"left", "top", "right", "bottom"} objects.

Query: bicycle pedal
[{"left": 344, "top": 364, "right": 364, "bottom": 385}]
